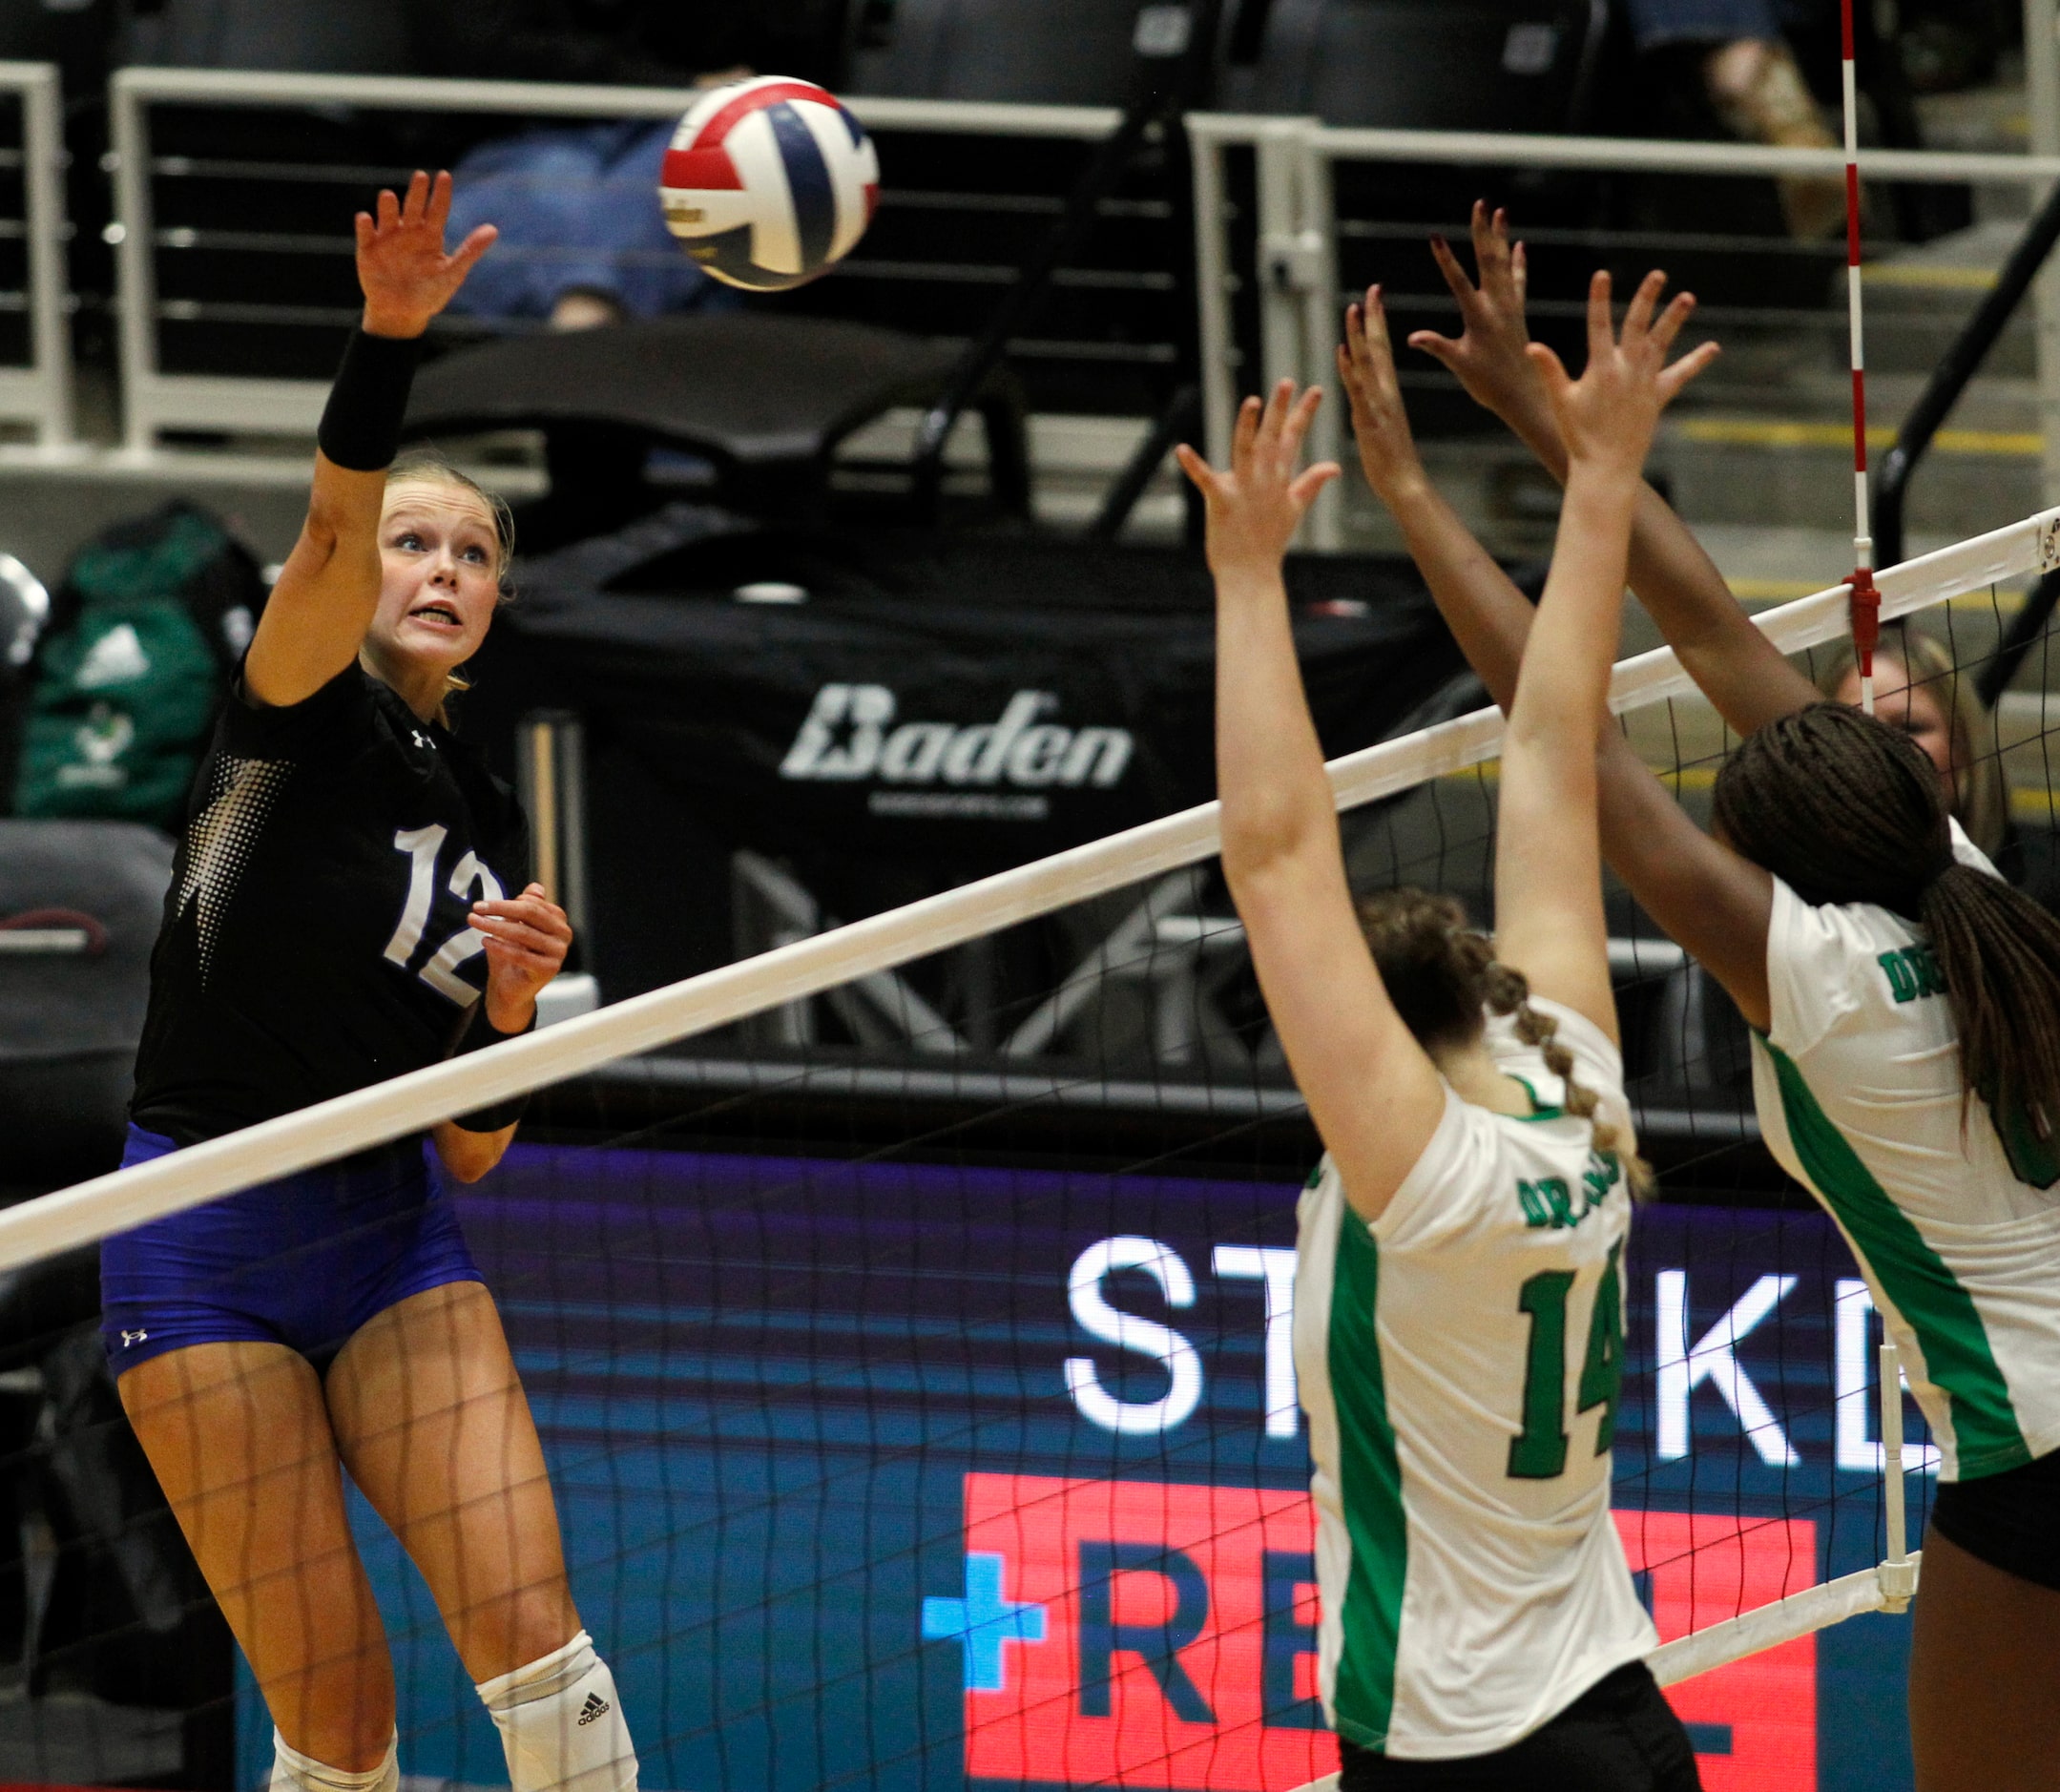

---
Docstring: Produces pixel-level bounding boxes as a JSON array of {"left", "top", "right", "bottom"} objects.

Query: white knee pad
[
  {"left": 476, "top": 1631, "right": 638, "bottom": 1792},
  {"left": 269, "top": 1730, "right": 398, "bottom": 1792}
]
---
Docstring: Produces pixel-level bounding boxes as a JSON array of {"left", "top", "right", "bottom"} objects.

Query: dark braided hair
[
  {"left": 1713, "top": 701, "right": 2060, "bottom": 1139},
  {"left": 1355, "top": 888, "right": 1652, "bottom": 1197}
]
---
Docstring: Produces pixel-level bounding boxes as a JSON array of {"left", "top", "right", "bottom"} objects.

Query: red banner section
[
  {"left": 1615, "top": 1510, "right": 1820, "bottom": 1791},
  {"left": 944, "top": 1474, "right": 1818, "bottom": 1791}
]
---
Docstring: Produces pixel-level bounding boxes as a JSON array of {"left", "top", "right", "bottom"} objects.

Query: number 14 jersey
[
  {"left": 131, "top": 663, "right": 528, "bottom": 1146},
  {"left": 1292, "top": 997, "right": 1654, "bottom": 1759}
]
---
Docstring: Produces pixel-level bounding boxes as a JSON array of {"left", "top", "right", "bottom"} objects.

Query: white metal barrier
[
  {"left": 0, "top": 60, "right": 74, "bottom": 452},
  {"left": 107, "top": 66, "right": 1124, "bottom": 458},
  {"left": 67, "top": 66, "right": 2060, "bottom": 513},
  {"left": 1187, "top": 114, "right": 2060, "bottom": 549}
]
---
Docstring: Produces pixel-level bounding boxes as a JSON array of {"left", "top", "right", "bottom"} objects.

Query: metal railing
[
  {"left": 0, "top": 61, "right": 73, "bottom": 452},
  {"left": 107, "top": 67, "right": 1134, "bottom": 459},
  {"left": 53, "top": 63, "right": 2060, "bottom": 530},
  {"left": 1188, "top": 115, "right": 2060, "bottom": 548}
]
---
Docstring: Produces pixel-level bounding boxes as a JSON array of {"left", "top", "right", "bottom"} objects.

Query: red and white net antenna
[{"left": 1842, "top": 0, "right": 1882, "bottom": 713}]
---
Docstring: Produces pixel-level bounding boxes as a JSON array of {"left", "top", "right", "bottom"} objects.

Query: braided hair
[
  {"left": 1713, "top": 701, "right": 2060, "bottom": 1140},
  {"left": 1355, "top": 887, "right": 1652, "bottom": 1197}
]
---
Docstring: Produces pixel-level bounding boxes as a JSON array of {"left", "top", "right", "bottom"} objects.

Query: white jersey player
[
  {"left": 1338, "top": 200, "right": 2060, "bottom": 1792},
  {"left": 1177, "top": 265, "right": 1716, "bottom": 1785}
]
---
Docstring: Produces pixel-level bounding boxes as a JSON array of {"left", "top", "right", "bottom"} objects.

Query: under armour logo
[
  {"left": 576, "top": 1692, "right": 610, "bottom": 1726},
  {"left": 410, "top": 730, "right": 434, "bottom": 751},
  {"left": 120, "top": 1328, "right": 149, "bottom": 1348}
]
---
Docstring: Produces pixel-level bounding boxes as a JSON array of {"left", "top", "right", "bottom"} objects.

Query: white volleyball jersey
[
  {"left": 1293, "top": 997, "right": 1656, "bottom": 1759},
  {"left": 1751, "top": 823, "right": 2060, "bottom": 1482}
]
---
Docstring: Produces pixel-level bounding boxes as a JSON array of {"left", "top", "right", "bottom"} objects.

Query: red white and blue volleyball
[{"left": 658, "top": 76, "right": 880, "bottom": 293}]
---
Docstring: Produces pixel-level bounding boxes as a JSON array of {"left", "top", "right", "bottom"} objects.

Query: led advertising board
[{"left": 253, "top": 1144, "right": 1927, "bottom": 1792}]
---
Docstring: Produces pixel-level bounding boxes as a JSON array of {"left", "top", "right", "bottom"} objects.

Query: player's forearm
[
  {"left": 1504, "top": 403, "right": 1811, "bottom": 732},
  {"left": 432, "top": 1117, "right": 515, "bottom": 1184},
  {"left": 1508, "top": 468, "right": 1636, "bottom": 758},
  {"left": 1215, "top": 568, "right": 1340, "bottom": 878},
  {"left": 1621, "top": 485, "right": 1818, "bottom": 733},
  {"left": 1384, "top": 475, "right": 1532, "bottom": 715}
]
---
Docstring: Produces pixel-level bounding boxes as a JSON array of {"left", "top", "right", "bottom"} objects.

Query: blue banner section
[{"left": 236, "top": 1143, "right": 1929, "bottom": 1791}]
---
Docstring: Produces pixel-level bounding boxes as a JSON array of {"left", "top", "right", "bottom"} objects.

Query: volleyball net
[{"left": 7, "top": 507, "right": 2057, "bottom": 1791}]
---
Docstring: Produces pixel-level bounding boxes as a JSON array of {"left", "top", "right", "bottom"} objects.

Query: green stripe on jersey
[
  {"left": 1766, "top": 1043, "right": 2030, "bottom": 1477},
  {"left": 1327, "top": 1211, "right": 1407, "bottom": 1747}
]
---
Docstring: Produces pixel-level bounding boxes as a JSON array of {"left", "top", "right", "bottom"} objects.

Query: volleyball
[{"left": 657, "top": 76, "right": 880, "bottom": 293}]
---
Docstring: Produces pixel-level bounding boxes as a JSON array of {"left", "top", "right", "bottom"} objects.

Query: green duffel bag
[{"left": 11, "top": 502, "right": 267, "bottom": 828}]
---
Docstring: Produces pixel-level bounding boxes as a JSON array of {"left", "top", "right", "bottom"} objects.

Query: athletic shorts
[
  {"left": 1338, "top": 1662, "right": 1703, "bottom": 1791},
  {"left": 1929, "top": 1448, "right": 2060, "bottom": 1592},
  {"left": 100, "top": 1124, "right": 483, "bottom": 1379}
]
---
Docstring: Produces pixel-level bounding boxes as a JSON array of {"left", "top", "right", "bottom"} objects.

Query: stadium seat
[
  {"left": 0, "top": 822, "right": 173, "bottom": 1191},
  {"left": 403, "top": 313, "right": 1031, "bottom": 539},
  {"left": 1220, "top": 0, "right": 1610, "bottom": 132},
  {"left": 849, "top": 0, "right": 1154, "bottom": 105}
]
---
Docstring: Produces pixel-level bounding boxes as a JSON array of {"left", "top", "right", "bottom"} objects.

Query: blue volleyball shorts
[{"left": 100, "top": 1124, "right": 485, "bottom": 1379}]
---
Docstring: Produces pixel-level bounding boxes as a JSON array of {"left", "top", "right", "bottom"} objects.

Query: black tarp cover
[{"left": 475, "top": 506, "right": 1475, "bottom": 994}]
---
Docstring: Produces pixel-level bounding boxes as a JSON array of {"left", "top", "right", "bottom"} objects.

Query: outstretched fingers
[
  {"left": 1343, "top": 286, "right": 1400, "bottom": 394},
  {"left": 1174, "top": 441, "right": 1221, "bottom": 501},
  {"left": 1647, "top": 288, "right": 1697, "bottom": 359},
  {"left": 1276, "top": 383, "right": 1323, "bottom": 474},
  {"left": 1427, "top": 230, "right": 1478, "bottom": 309},
  {"left": 1229, "top": 392, "right": 1262, "bottom": 480},
  {"left": 1471, "top": 202, "right": 1515, "bottom": 297},
  {"left": 449, "top": 222, "right": 500, "bottom": 279},
  {"left": 1655, "top": 337, "right": 1721, "bottom": 405},
  {"left": 1620, "top": 268, "right": 1667, "bottom": 346},
  {"left": 1288, "top": 461, "right": 1342, "bottom": 509},
  {"left": 1584, "top": 268, "right": 1615, "bottom": 367},
  {"left": 401, "top": 169, "right": 431, "bottom": 226}
]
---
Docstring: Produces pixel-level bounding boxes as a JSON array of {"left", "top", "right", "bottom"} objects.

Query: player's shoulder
[
  {"left": 218, "top": 657, "right": 380, "bottom": 762},
  {"left": 1762, "top": 871, "right": 1957, "bottom": 1059},
  {"left": 1375, "top": 1075, "right": 1627, "bottom": 1254}
]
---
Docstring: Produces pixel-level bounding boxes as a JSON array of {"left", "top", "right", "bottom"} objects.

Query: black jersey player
[{"left": 102, "top": 173, "right": 638, "bottom": 1792}]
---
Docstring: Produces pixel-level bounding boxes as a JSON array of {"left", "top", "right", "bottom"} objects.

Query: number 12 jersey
[
  {"left": 1292, "top": 998, "right": 1654, "bottom": 1759},
  {"left": 131, "top": 663, "right": 528, "bottom": 1146}
]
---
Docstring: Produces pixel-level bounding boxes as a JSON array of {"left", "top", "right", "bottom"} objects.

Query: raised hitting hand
[
  {"left": 1174, "top": 381, "right": 1341, "bottom": 582},
  {"left": 1529, "top": 270, "right": 1717, "bottom": 485},
  {"left": 1337, "top": 283, "right": 1430, "bottom": 509},
  {"left": 357, "top": 170, "right": 498, "bottom": 341}
]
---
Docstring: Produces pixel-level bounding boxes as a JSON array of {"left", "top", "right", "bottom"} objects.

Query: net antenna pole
[
  {"left": 1842, "top": 0, "right": 1882, "bottom": 712},
  {"left": 1879, "top": 1341, "right": 1919, "bottom": 1611}
]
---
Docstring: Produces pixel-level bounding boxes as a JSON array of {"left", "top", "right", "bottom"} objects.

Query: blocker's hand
[
  {"left": 1408, "top": 202, "right": 1555, "bottom": 446},
  {"left": 1175, "top": 381, "right": 1340, "bottom": 583},
  {"left": 1530, "top": 270, "right": 1718, "bottom": 485},
  {"left": 1338, "top": 284, "right": 1430, "bottom": 509},
  {"left": 471, "top": 883, "right": 572, "bottom": 1034},
  {"left": 357, "top": 170, "right": 497, "bottom": 341}
]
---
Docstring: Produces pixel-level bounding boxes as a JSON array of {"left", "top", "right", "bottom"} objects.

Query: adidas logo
[
  {"left": 576, "top": 1692, "right": 610, "bottom": 1727},
  {"left": 74, "top": 623, "right": 153, "bottom": 691}
]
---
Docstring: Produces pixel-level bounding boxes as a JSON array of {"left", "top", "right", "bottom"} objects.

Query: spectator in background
[
  {"left": 1625, "top": 0, "right": 1845, "bottom": 239},
  {"left": 1815, "top": 622, "right": 2060, "bottom": 911},
  {"left": 412, "top": 1, "right": 844, "bottom": 330}
]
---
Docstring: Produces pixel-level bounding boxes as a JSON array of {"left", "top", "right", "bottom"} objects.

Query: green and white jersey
[
  {"left": 1751, "top": 823, "right": 2060, "bottom": 1482},
  {"left": 1293, "top": 997, "right": 1655, "bottom": 1759}
]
